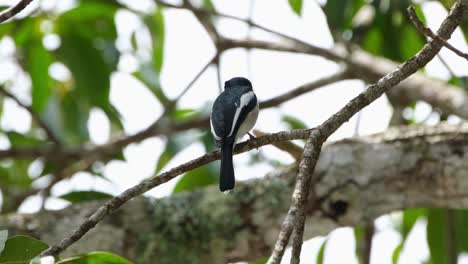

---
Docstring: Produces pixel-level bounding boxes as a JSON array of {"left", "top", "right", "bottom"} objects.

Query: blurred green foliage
[{"left": 0, "top": 0, "right": 466, "bottom": 262}]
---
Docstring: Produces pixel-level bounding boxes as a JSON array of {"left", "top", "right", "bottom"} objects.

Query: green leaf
[
  {"left": 202, "top": 0, "right": 215, "bottom": 10},
  {"left": 154, "top": 132, "right": 201, "bottom": 174},
  {"left": 362, "top": 26, "right": 383, "bottom": 55},
  {"left": 427, "top": 209, "right": 448, "bottom": 264},
  {"left": 392, "top": 243, "right": 403, "bottom": 264},
  {"left": 26, "top": 40, "right": 53, "bottom": 113},
  {"left": 391, "top": 209, "right": 426, "bottom": 264},
  {"left": 6, "top": 132, "right": 44, "bottom": 148},
  {"left": 317, "top": 238, "right": 327, "bottom": 264},
  {"left": 0, "top": 230, "right": 7, "bottom": 255},
  {"left": 59, "top": 191, "right": 113, "bottom": 203},
  {"left": 0, "top": 160, "right": 33, "bottom": 187},
  {"left": 58, "top": 1, "right": 118, "bottom": 40},
  {"left": 324, "top": 0, "right": 365, "bottom": 33},
  {"left": 249, "top": 256, "right": 267, "bottom": 264},
  {"left": 150, "top": 9, "right": 165, "bottom": 73},
  {"left": 354, "top": 227, "right": 364, "bottom": 263},
  {"left": 61, "top": 92, "right": 90, "bottom": 146},
  {"left": 58, "top": 31, "right": 112, "bottom": 108},
  {"left": 56, "top": 251, "right": 132, "bottom": 264},
  {"left": 400, "top": 25, "right": 425, "bottom": 60},
  {"left": 402, "top": 208, "right": 425, "bottom": 239},
  {"left": 170, "top": 109, "right": 198, "bottom": 122},
  {"left": 288, "top": 0, "right": 303, "bottom": 16},
  {"left": 282, "top": 115, "right": 307, "bottom": 130},
  {"left": 454, "top": 210, "right": 468, "bottom": 253},
  {"left": 173, "top": 165, "right": 217, "bottom": 193},
  {"left": 134, "top": 66, "right": 170, "bottom": 107},
  {"left": 0, "top": 235, "right": 48, "bottom": 263},
  {"left": 154, "top": 138, "right": 179, "bottom": 174}
]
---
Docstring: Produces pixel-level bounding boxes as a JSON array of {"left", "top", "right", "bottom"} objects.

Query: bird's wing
[{"left": 211, "top": 92, "right": 237, "bottom": 142}]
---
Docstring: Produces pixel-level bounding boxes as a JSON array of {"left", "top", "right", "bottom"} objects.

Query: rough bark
[{"left": 2, "top": 123, "right": 468, "bottom": 262}]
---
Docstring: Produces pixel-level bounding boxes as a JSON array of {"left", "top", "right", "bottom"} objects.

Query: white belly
[{"left": 236, "top": 101, "right": 259, "bottom": 142}]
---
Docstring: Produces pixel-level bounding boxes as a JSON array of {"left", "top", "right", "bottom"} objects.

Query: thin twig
[
  {"left": 437, "top": 54, "right": 457, "bottom": 76},
  {"left": 408, "top": 5, "right": 468, "bottom": 61},
  {"left": 40, "top": 127, "right": 318, "bottom": 257},
  {"left": 0, "top": 70, "right": 346, "bottom": 162},
  {"left": 260, "top": 69, "right": 352, "bottom": 108},
  {"left": 214, "top": 54, "right": 223, "bottom": 93},
  {"left": 253, "top": 130, "right": 303, "bottom": 160},
  {"left": 0, "top": 0, "right": 34, "bottom": 23},
  {"left": 155, "top": 0, "right": 344, "bottom": 62},
  {"left": 269, "top": 1, "right": 468, "bottom": 263},
  {"left": 0, "top": 86, "right": 60, "bottom": 145}
]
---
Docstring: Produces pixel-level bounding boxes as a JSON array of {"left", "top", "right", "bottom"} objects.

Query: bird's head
[{"left": 224, "top": 77, "right": 252, "bottom": 90}]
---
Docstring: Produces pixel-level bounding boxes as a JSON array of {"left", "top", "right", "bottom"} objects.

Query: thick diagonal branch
[{"left": 269, "top": 1, "right": 468, "bottom": 263}]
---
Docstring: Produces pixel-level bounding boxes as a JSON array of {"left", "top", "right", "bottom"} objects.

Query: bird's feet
[{"left": 248, "top": 132, "right": 256, "bottom": 140}]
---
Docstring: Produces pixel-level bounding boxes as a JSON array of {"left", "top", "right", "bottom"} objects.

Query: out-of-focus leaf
[
  {"left": 61, "top": 92, "right": 90, "bottom": 145},
  {"left": 26, "top": 40, "right": 53, "bottom": 113},
  {"left": 154, "top": 132, "right": 201, "bottom": 174},
  {"left": 6, "top": 132, "right": 44, "bottom": 147},
  {"left": 0, "top": 23, "right": 12, "bottom": 39},
  {"left": 0, "top": 160, "right": 33, "bottom": 187},
  {"left": 362, "top": 26, "right": 383, "bottom": 55},
  {"left": 354, "top": 227, "right": 364, "bottom": 263},
  {"left": 0, "top": 235, "right": 48, "bottom": 263},
  {"left": 413, "top": 4, "right": 426, "bottom": 24},
  {"left": 393, "top": 209, "right": 426, "bottom": 263},
  {"left": 146, "top": 9, "right": 165, "bottom": 73},
  {"left": 56, "top": 251, "right": 132, "bottom": 264},
  {"left": 0, "top": 230, "right": 7, "bottom": 254},
  {"left": 449, "top": 76, "right": 468, "bottom": 91},
  {"left": 288, "top": 0, "right": 303, "bottom": 16},
  {"left": 402, "top": 208, "right": 425, "bottom": 238},
  {"left": 202, "top": 0, "right": 215, "bottom": 10},
  {"left": 400, "top": 25, "right": 425, "bottom": 60},
  {"left": 173, "top": 164, "right": 217, "bottom": 193},
  {"left": 103, "top": 104, "right": 124, "bottom": 131},
  {"left": 59, "top": 31, "right": 111, "bottom": 108},
  {"left": 155, "top": 138, "right": 179, "bottom": 174},
  {"left": 249, "top": 256, "right": 267, "bottom": 264},
  {"left": 58, "top": 1, "right": 118, "bottom": 40},
  {"left": 134, "top": 66, "right": 170, "bottom": 107},
  {"left": 201, "top": 131, "right": 216, "bottom": 152},
  {"left": 282, "top": 115, "right": 307, "bottom": 130},
  {"left": 170, "top": 108, "right": 198, "bottom": 122},
  {"left": 454, "top": 210, "right": 468, "bottom": 252},
  {"left": 317, "top": 238, "right": 327, "bottom": 264},
  {"left": 392, "top": 243, "right": 403, "bottom": 264},
  {"left": 324, "top": 0, "right": 365, "bottom": 33},
  {"left": 59, "top": 191, "right": 113, "bottom": 203},
  {"left": 13, "top": 19, "right": 35, "bottom": 46},
  {"left": 427, "top": 208, "right": 449, "bottom": 264}
]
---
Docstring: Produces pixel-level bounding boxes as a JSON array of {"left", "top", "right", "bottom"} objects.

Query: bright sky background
[{"left": 1, "top": 0, "right": 468, "bottom": 263}]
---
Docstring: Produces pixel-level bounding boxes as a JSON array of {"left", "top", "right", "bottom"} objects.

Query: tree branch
[
  {"left": 408, "top": 6, "right": 468, "bottom": 61},
  {"left": 3, "top": 123, "right": 468, "bottom": 262},
  {"left": 0, "top": 0, "right": 34, "bottom": 23},
  {"left": 39, "top": 127, "right": 319, "bottom": 257},
  {"left": 0, "top": 86, "right": 60, "bottom": 145},
  {"left": 269, "top": 1, "right": 468, "bottom": 262}
]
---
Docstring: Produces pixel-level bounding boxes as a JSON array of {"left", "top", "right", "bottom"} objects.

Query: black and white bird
[{"left": 210, "top": 77, "right": 259, "bottom": 192}]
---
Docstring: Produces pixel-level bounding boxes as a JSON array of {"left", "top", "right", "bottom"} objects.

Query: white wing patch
[
  {"left": 210, "top": 113, "right": 222, "bottom": 141},
  {"left": 228, "top": 91, "right": 255, "bottom": 137}
]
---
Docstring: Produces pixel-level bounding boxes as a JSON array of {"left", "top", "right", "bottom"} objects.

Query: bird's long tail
[{"left": 220, "top": 141, "right": 235, "bottom": 192}]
